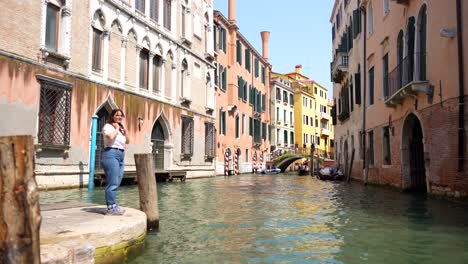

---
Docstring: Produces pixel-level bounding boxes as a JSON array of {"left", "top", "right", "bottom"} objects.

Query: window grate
[
  {"left": 181, "top": 116, "right": 194, "bottom": 157},
  {"left": 205, "top": 123, "right": 215, "bottom": 158},
  {"left": 37, "top": 75, "right": 72, "bottom": 147}
]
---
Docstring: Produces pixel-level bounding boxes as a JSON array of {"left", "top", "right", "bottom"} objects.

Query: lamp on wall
[
  {"left": 440, "top": 28, "right": 456, "bottom": 38},
  {"left": 138, "top": 117, "right": 144, "bottom": 131}
]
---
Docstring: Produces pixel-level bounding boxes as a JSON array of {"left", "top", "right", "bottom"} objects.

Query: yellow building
[{"left": 284, "top": 65, "right": 334, "bottom": 158}]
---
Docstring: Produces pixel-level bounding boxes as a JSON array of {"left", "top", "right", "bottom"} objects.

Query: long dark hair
[{"left": 107, "top": 109, "right": 125, "bottom": 129}]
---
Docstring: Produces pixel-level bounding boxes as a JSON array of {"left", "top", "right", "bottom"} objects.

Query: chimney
[
  {"left": 295, "top": 64, "right": 302, "bottom": 74},
  {"left": 228, "top": 0, "right": 236, "bottom": 23},
  {"left": 261, "top": 31, "right": 270, "bottom": 61}
]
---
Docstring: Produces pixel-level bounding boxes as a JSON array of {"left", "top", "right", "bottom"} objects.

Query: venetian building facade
[
  {"left": 0, "top": 0, "right": 216, "bottom": 189},
  {"left": 330, "top": 0, "right": 364, "bottom": 177},
  {"left": 213, "top": 0, "right": 271, "bottom": 175},
  {"left": 332, "top": 0, "right": 468, "bottom": 197},
  {"left": 283, "top": 66, "right": 335, "bottom": 158},
  {"left": 270, "top": 73, "right": 295, "bottom": 157}
]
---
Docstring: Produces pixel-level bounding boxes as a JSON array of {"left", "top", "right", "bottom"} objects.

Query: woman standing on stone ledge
[{"left": 101, "top": 108, "right": 129, "bottom": 215}]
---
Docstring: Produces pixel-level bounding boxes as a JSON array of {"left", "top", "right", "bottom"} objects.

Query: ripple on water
[{"left": 40, "top": 174, "right": 468, "bottom": 264}]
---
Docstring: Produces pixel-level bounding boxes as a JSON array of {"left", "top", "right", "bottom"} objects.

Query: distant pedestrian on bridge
[{"left": 101, "top": 108, "right": 129, "bottom": 215}]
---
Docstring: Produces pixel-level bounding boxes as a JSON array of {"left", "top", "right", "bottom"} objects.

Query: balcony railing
[
  {"left": 331, "top": 52, "right": 349, "bottom": 83},
  {"left": 321, "top": 128, "right": 330, "bottom": 137},
  {"left": 320, "top": 112, "right": 330, "bottom": 121},
  {"left": 385, "top": 53, "right": 432, "bottom": 106}
]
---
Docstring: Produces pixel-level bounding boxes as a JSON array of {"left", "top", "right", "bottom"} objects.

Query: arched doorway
[
  {"left": 151, "top": 120, "right": 165, "bottom": 170},
  {"left": 94, "top": 106, "right": 111, "bottom": 172},
  {"left": 402, "top": 114, "right": 426, "bottom": 192}
]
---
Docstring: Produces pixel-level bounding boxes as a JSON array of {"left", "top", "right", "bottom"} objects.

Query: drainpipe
[
  {"left": 88, "top": 115, "right": 98, "bottom": 191},
  {"left": 456, "top": 0, "right": 465, "bottom": 172},
  {"left": 361, "top": 5, "right": 368, "bottom": 185}
]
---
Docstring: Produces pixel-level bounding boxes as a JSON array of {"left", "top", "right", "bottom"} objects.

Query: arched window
[
  {"left": 153, "top": 55, "right": 162, "bottom": 93},
  {"left": 164, "top": 52, "right": 173, "bottom": 98},
  {"left": 417, "top": 5, "right": 427, "bottom": 81},
  {"left": 204, "top": 13, "right": 210, "bottom": 53},
  {"left": 180, "top": 59, "right": 188, "bottom": 98},
  {"left": 406, "top": 17, "right": 416, "bottom": 84},
  {"left": 125, "top": 30, "right": 138, "bottom": 87},
  {"left": 109, "top": 21, "right": 122, "bottom": 82},
  {"left": 164, "top": 0, "right": 171, "bottom": 30},
  {"left": 397, "top": 30, "right": 404, "bottom": 88},
  {"left": 181, "top": 0, "right": 188, "bottom": 37},
  {"left": 92, "top": 10, "right": 105, "bottom": 73},
  {"left": 139, "top": 49, "right": 150, "bottom": 89},
  {"left": 367, "top": 2, "right": 374, "bottom": 34}
]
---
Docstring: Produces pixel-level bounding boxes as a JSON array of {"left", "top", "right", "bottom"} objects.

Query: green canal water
[{"left": 40, "top": 174, "right": 468, "bottom": 264}]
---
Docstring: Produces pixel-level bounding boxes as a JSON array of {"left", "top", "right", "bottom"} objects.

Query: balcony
[
  {"left": 338, "top": 110, "right": 350, "bottom": 122},
  {"left": 385, "top": 53, "right": 432, "bottom": 107},
  {"left": 320, "top": 112, "right": 330, "bottom": 121},
  {"left": 321, "top": 128, "right": 330, "bottom": 137},
  {"left": 331, "top": 52, "right": 349, "bottom": 83}
]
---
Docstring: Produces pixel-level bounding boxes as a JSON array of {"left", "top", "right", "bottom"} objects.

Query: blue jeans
[{"left": 101, "top": 148, "right": 124, "bottom": 207}]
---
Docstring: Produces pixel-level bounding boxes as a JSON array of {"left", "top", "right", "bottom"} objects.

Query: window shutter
[
  {"left": 222, "top": 68, "right": 227, "bottom": 90},
  {"left": 354, "top": 72, "right": 361, "bottom": 104},
  {"left": 261, "top": 94, "right": 266, "bottom": 112},
  {"left": 249, "top": 117, "right": 253, "bottom": 136},
  {"left": 254, "top": 59, "right": 259, "bottom": 77},
  {"left": 238, "top": 76, "right": 242, "bottom": 98},
  {"left": 213, "top": 25, "right": 217, "bottom": 50},
  {"left": 236, "top": 40, "right": 242, "bottom": 64}
]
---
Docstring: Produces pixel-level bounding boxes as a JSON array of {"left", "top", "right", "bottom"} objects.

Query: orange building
[
  {"left": 213, "top": 0, "right": 271, "bottom": 175},
  {"left": 331, "top": 0, "right": 468, "bottom": 197}
]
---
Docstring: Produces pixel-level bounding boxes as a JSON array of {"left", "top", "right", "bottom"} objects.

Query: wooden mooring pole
[
  {"left": 0, "top": 136, "right": 41, "bottom": 264},
  {"left": 347, "top": 149, "right": 355, "bottom": 183},
  {"left": 134, "top": 153, "right": 159, "bottom": 231},
  {"left": 309, "top": 145, "right": 314, "bottom": 176}
]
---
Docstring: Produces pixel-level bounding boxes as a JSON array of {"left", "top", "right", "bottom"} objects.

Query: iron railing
[
  {"left": 387, "top": 53, "right": 426, "bottom": 100},
  {"left": 37, "top": 77, "right": 72, "bottom": 147}
]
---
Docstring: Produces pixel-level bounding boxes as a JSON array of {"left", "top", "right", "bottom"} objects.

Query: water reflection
[{"left": 40, "top": 174, "right": 468, "bottom": 264}]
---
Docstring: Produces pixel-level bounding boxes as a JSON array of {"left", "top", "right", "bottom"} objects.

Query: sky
[{"left": 213, "top": 0, "right": 335, "bottom": 97}]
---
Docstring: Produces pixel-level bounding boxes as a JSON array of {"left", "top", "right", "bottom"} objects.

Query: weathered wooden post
[
  {"left": 316, "top": 153, "right": 320, "bottom": 177},
  {"left": 347, "top": 149, "right": 355, "bottom": 183},
  {"left": 0, "top": 135, "right": 41, "bottom": 264},
  {"left": 134, "top": 153, "right": 159, "bottom": 231},
  {"left": 309, "top": 144, "right": 315, "bottom": 176}
]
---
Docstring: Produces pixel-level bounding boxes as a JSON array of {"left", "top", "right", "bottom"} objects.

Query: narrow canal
[{"left": 41, "top": 174, "right": 468, "bottom": 263}]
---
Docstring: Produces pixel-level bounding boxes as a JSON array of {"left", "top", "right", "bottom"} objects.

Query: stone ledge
[{"left": 40, "top": 203, "right": 147, "bottom": 263}]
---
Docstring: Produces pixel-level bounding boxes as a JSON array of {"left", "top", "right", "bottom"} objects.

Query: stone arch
[
  {"left": 92, "top": 9, "right": 106, "bottom": 31},
  {"left": 92, "top": 97, "right": 118, "bottom": 172},
  {"left": 152, "top": 111, "right": 172, "bottom": 141},
  {"left": 154, "top": 43, "right": 163, "bottom": 56},
  {"left": 111, "top": 19, "right": 123, "bottom": 34},
  {"left": 401, "top": 113, "right": 427, "bottom": 192},
  {"left": 142, "top": 35, "right": 151, "bottom": 50}
]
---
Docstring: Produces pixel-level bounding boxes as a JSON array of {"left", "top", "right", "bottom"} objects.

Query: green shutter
[
  {"left": 238, "top": 76, "right": 242, "bottom": 98},
  {"left": 262, "top": 122, "right": 266, "bottom": 140},
  {"left": 254, "top": 59, "right": 259, "bottom": 77},
  {"left": 249, "top": 117, "right": 253, "bottom": 136},
  {"left": 243, "top": 83, "right": 247, "bottom": 101},
  {"left": 236, "top": 40, "right": 242, "bottom": 65},
  {"left": 262, "top": 94, "right": 266, "bottom": 112},
  {"left": 222, "top": 111, "right": 226, "bottom": 134},
  {"left": 261, "top": 66, "right": 265, "bottom": 84},
  {"left": 214, "top": 26, "right": 217, "bottom": 50},
  {"left": 235, "top": 115, "right": 239, "bottom": 138},
  {"left": 222, "top": 68, "right": 227, "bottom": 90},
  {"left": 245, "top": 49, "right": 251, "bottom": 72}
]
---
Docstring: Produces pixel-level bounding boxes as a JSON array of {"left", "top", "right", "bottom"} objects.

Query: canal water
[{"left": 40, "top": 174, "right": 468, "bottom": 264}]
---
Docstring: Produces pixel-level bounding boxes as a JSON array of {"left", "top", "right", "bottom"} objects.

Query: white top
[{"left": 103, "top": 123, "right": 126, "bottom": 149}]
